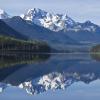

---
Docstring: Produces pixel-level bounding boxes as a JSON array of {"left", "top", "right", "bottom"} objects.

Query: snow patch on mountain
[
  {"left": 0, "top": 83, "right": 8, "bottom": 93},
  {"left": 0, "top": 9, "right": 9, "bottom": 19}
]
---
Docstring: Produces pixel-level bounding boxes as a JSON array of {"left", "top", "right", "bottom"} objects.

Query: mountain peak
[
  {"left": 0, "top": 9, "right": 9, "bottom": 19},
  {"left": 22, "top": 8, "right": 47, "bottom": 21},
  {"left": 27, "top": 8, "right": 46, "bottom": 14},
  {"left": 84, "top": 20, "right": 93, "bottom": 25},
  {"left": 0, "top": 9, "right": 5, "bottom": 14}
]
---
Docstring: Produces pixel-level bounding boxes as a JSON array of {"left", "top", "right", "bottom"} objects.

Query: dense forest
[
  {"left": 91, "top": 45, "right": 100, "bottom": 61},
  {"left": 0, "top": 35, "right": 51, "bottom": 53}
]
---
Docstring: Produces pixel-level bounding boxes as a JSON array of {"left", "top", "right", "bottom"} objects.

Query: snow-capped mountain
[
  {"left": 0, "top": 9, "right": 9, "bottom": 19},
  {"left": 21, "top": 8, "right": 76, "bottom": 32},
  {"left": 21, "top": 8, "right": 99, "bottom": 32}
]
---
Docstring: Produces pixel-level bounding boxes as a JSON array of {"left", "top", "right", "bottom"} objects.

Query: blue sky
[{"left": 0, "top": 0, "right": 100, "bottom": 25}]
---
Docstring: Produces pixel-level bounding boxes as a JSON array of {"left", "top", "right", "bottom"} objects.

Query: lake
[{"left": 0, "top": 53, "right": 100, "bottom": 100}]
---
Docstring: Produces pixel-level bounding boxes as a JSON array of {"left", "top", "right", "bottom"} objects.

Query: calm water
[{"left": 0, "top": 53, "right": 100, "bottom": 100}]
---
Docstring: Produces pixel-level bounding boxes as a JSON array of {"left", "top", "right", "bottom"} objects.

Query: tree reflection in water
[{"left": 0, "top": 53, "right": 50, "bottom": 69}]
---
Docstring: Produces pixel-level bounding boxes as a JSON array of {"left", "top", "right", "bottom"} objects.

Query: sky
[{"left": 0, "top": 0, "right": 100, "bottom": 25}]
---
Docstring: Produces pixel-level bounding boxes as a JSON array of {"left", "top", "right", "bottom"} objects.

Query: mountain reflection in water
[{"left": 0, "top": 53, "right": 100, "bottom": 96}]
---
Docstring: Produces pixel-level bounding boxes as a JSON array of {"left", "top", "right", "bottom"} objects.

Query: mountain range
[
  {"left": 20, "top": 8, "right": 100, "bottom": 43},
  {"left": 21, "top": 8, "right": 98, "bottom": 32},
  {"left": 0, "top": 8, "right": 100, "bottom": 47}
]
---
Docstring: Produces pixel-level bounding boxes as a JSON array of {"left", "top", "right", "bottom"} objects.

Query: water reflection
[
  {"left": 91, "top": 53, "right": 100, "bottom": 61},
  {"left": 0, "top": 53, "right": 100, "bottom": 97},
  {"left": 0, "top": 53, "right": 50, "bottom": 68}
]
